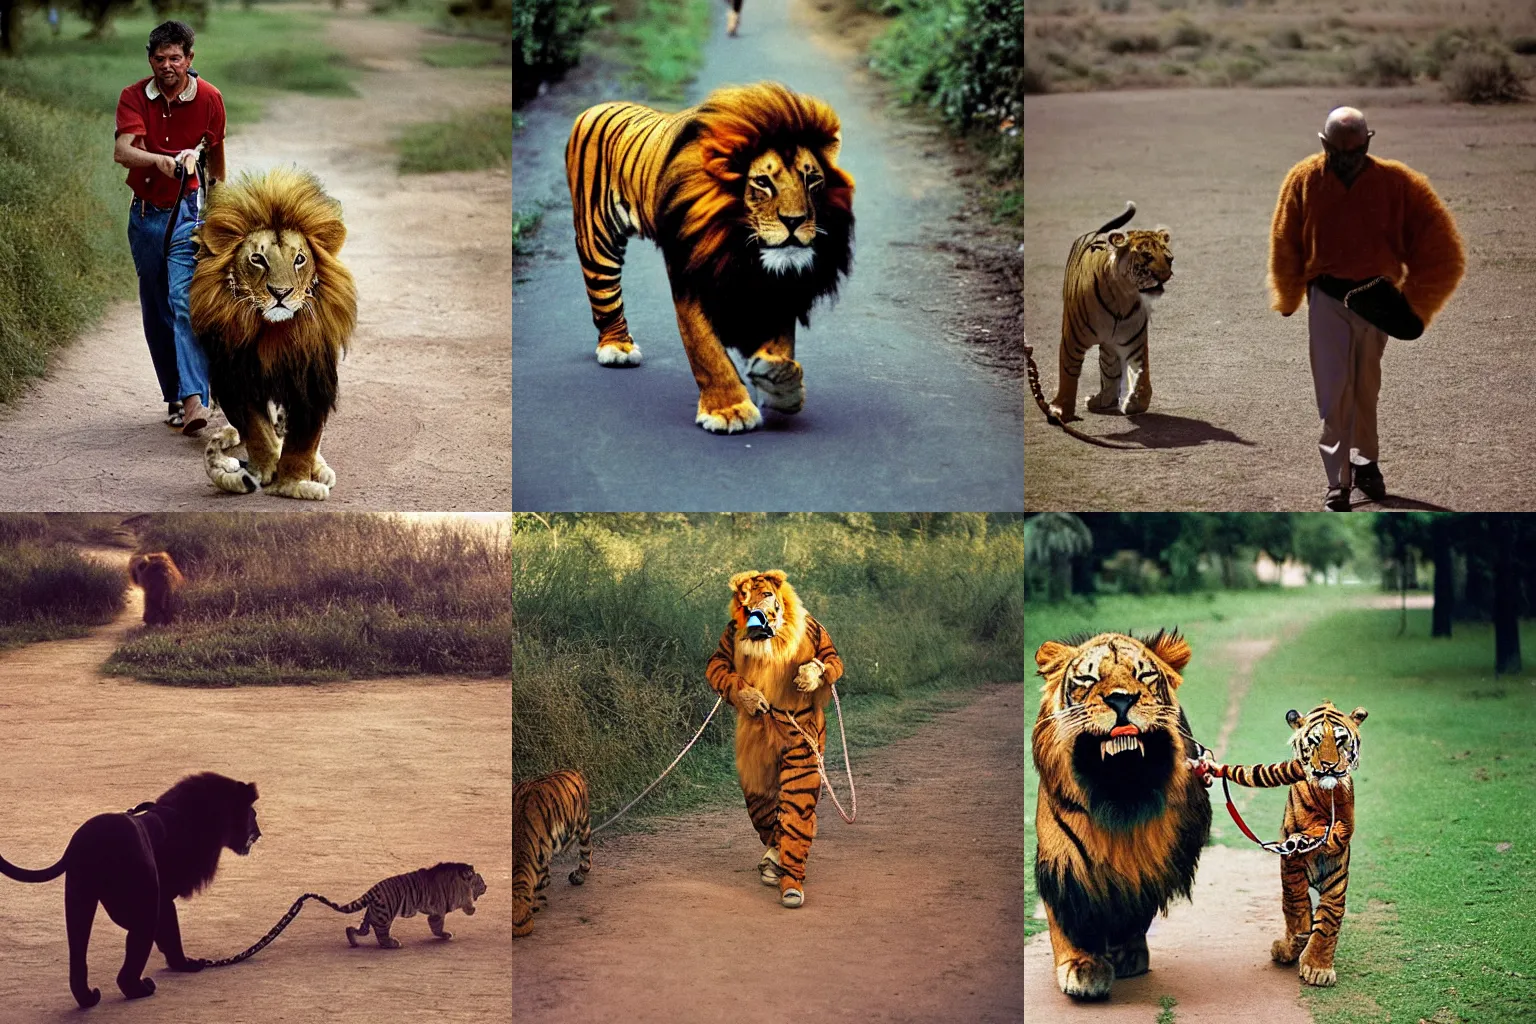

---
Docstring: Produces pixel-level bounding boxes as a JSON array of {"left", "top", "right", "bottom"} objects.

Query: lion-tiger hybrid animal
[
  {"left": 1033, "top": 630, "right": 1211, "bottom": 1000},
  {"left": 1049, "top": 202, "right": 1174, "bottom": 421},
  {"left": 128, "top": 551, "right": 183, "bottom": 626},
  {"left": 1200, "top": 702, "right": 1367, "bottom": 987},
  {"left": 191, "top": 167, "right": 358, "bottom": 500},
  {"left": 512, "top": 769, "right": 591, "bottom": 937},
  {"left": 0, "top": 772, "right": 260, "bottom": 1009},
  {"left": 565, "top": 81, "right": 854, "bottom": 433},
  {"left": 304, "top": 862, "right": 487, "bottom": 948},
  {"left": 706, "top": 570, "right": 843, "bottom": 909}
]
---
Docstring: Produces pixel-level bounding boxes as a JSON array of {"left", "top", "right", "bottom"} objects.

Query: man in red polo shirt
[{"left": 114, "top": 20, "right": 226, "bottom": 435}]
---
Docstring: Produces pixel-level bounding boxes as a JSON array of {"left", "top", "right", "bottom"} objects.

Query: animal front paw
[
  {"left": 1121, "top": 393, "right": 1150, "bottom": 415},
  {"left": 696, "top": 396, "right": 762, "bottom": 434},
  {"left": 1086, "top": 391, "right": 1120, "bottom": 414},
  {"left": 1298, "top": 959, "right": 1337, "bottom": 987},
  {"left": 172, "top": 958, "right": 209, "bottom": 972},
  {"left": 596, "top": 336, "right": 643, "bottom": 366},
  {"left": 745, "top": 354, "right": 804, "bottom": 413},
  {"left": 736, "top": 685, "right": 769, "bottom": 716},
  {"left": 118, "top": 976, "right": 156, "bottom": 999},
  {"left": 312, "top": 452, "right": 336, "bottom": 487},
  {"left": 378, "top": 935, "right": 402, "bottom": 949},
  {"left": 206, "top": 427, "right": 259, "bottom": 494},
  {"left": 1056, "top": 954, "right": 1114, "bottom": 999},
  {"left": 1108, "top": 934, "right": 1149, "bottom": 978},
  {"left": 267, "top": 477, "right": 330, "bottom": 500},
  {"left": 1046, "top": 396, "right": 1077, "bottom": 423},
  {"left": 794, "top": 659, "right": 824, "bottom": 692},
  {"left": 73, "top": 986, "right": 101, "bottom": 1009},
  {"left": 1271, "top": 934, "right": 1306, "bottom": 964}
]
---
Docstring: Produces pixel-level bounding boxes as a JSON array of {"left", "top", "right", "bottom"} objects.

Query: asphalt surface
[{"left": 511, "top": 0, "right": 1024, "bottom": 511}]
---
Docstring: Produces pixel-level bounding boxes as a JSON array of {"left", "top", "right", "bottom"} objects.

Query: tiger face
[
  {"left": 1286, "top": 702, "right": 1367, "bottom": 790},
  {"left": 744, "top": 147, "right": 826, "bottom": 276},
  {"left": 1107, "top": 228, "right": 1174, "bottom": 297},
  {"left": 1034, "top": 630, "right": 1195, "bottom": 828},
  {"left": 229, "top": 228, "right": 318, "bottom": 323},
  {"left": 730, "top": 569, "right": 790, "bottom": 640},
  {"left": 458, "top": 868, "right": 487, "bottom": 914}
]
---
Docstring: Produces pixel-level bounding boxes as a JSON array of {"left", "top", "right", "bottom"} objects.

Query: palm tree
[{"left": 1025, "top": 513, "right": 1092, "bottom": 603}]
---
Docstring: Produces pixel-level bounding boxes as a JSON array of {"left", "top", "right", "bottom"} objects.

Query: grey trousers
[{"left": 1308, "top": 283, "right": 1387, "bottom": 491}]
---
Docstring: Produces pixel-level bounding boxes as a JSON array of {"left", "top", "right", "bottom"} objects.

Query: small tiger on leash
[{"left": 310, "top": 862, "right": 486, "bottom": 948}]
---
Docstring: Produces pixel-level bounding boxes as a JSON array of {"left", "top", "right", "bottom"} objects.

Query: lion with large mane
[
  {"left": 128, "top": 551, "right": 183, "bottom": 626},
  {"left": 565, "top": 81, "right": 855, "bottom": 433},
  {"left": 190, "top": 167, "right": 358, "bottom": 500},
  {"left": 1032, "top": 630, "right": 1211, "bottom": 1000},
  {"left": 0, "top": 772, "right": 260, "bottom": 1009}
]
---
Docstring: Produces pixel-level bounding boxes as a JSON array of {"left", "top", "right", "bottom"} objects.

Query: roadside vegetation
[
  {"left": 106, "top": 514, "right": 510, "bottom": 684},
  {"left": 1023, "top": 0, "right": 1534, "bottom": 102},
  {"left": 513, "top": 513, "right": 1024, "bottom": 828},
  {"left": 0, "top": 516, "right": 124, "bottom": 649},
  {"left": 398, "top": 105, "right": 512, "bottom": 172}
]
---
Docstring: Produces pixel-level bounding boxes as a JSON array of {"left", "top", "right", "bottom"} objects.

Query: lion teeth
[{"left": 1099, "top": 735, "right": 1145, "bottom": 759}]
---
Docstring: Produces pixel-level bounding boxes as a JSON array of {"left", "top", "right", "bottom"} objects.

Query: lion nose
[
  {"left": 779, "top": 213, "right": 806, "bottom": 235},
  {"left": 267, "top": 285, "right": 292, "bottom": 303},
  {"left": 1103, "top": 691, "right": 1139, "bottom": 724}
]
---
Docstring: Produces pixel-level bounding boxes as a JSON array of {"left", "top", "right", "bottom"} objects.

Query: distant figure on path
[
  {"left": 724, "top": 0, "right": 743, "bottom": 36},
  {"left": 1268, "top": 106, "right": 1464, "bottom": 512}
]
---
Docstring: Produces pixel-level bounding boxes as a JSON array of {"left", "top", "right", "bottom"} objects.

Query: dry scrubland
[
  {"left": 0, "top": 517, "right": 123, "bottom": 648},
  {"left": 1026, "top": 0, "right": 1536, "bottom": 99},
  {"left": 107, "top": 514, "right": 511, "bottom": 684}
]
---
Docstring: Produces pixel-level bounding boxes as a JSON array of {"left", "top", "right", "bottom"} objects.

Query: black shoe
[
  {"left": 1353, "top": 460, "right": 1387, "bottom": 502},
  {"left": 1325, "top": 487, "right": 1351, "bottom": 512}
]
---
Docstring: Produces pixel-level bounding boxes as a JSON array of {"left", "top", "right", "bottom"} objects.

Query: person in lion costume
[
  {"left": 565, "top": 82, "right": 855, "bottom": 433},
  {"left": 705, "top": 570, "right": 843, "bottom": 908},
  {"left": 190, "top": 166, "right": 357, "bottom": 500},
  {"left": 1032, "top": 630, "right": 1212, "bottom": 1000}
]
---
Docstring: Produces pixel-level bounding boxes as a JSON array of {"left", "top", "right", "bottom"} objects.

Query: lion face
[
  {"left": 228, "top": 795, "right": 261, "bottom": 855},
  {"left": 731, "top": 569, "right": 790, "bottom": 639},
  {"left": 1287, "top": 702, "right": 1367, "bottom": 790},
  {"left": 744, "top": 147, "right": 825, "bottom": 275},
  {"left": 231, "top": 228, "right": 317, "bottom": 323},
  {"left": 1034, "top": 630, "right": 1194, "bottom": 829}
]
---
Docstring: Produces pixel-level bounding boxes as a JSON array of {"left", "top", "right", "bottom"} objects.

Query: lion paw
[
  {"left": 1046, "top": 396, "right": 1077, "bottom": 423},
  {"left": 736, "top": 685, "right": 769, "bottom": 716},
  {"left": 794, "top": 659, "right": 824, "bottom": 692},
  {"left": 267, "top": 477, "right": 330, "bottom": 501},
  {"left": 1298, "top": 959, "right": 1337, "bottom": 987},
  {"left": 1056, "top": 955, "right": 1114, "bottom": 1000},
  {"left": 1108, "top": 935, "right": 1149, "bottom": 978},
  {"left": 696, "top": 397, "right": 762, "bottom": 434},
  {"left": 1271, "top": 935, "right": 1305, "bottom": 965},
  {"left": 596, "top": 337, "right": 643, "bottom": 366},
  {"left": 745, "top": 355, "right": 804, "bottom": 413},
  {"left": 206, "top": 427, "right": 259, "bottom": 494},
  {"left": 312, "top": 453, "right": 336, "bottom": 487}
]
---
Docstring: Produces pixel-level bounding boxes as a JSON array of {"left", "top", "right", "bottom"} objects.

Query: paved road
[{"left": 511, "top": 0, "right": 1023, "bottom": 511}]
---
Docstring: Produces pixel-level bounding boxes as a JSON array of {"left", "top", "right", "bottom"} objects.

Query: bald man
[{"left": 1269, "top": 107, "right": 1465, "bottom": 511}]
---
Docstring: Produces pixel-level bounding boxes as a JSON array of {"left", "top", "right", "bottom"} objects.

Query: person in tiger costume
[
  {"left": 512, "top": 769, "right": 591, "bottom": 937},
  {"left": 1032, "top": 630, "right": 1211, "bottom": 1000},
  {"left": 1269, "top": 106, "right": 1464, "bottom": 511},
  {"left": 564, "top": 82, "right": 854, "bottom": 434},
  {"left": 1192, "top": 701, "right": 1367, "bottom": 987},
  {"left": 706, "top": 570, "right": 842, "bottom": 909},
  {"left": 1048, "top": 202, "right": 1173, "bottom": 422}
]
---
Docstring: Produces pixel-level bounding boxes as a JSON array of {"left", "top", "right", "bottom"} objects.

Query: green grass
[
  {"left": 422, "top": 38, "right": 510, "bottom": 67},
  {"left": 396, "top": 105, "right": 512, "bottom": 173},
  {"left": 104, "top": 514, "right": 510, "bottom": 685},
  {"left": 514, "top": 515, "right": 1023, "bottom": 828},
  {"left": 1022, "top": 586, "right": 1360, "bottom": 937},
  {"left": 513, "top": 207, "right": 543, "bottom": 254},
  {"left": 599, "top": 0, "right": 712, "bottom": 105},
  {"left": 1158, "top": 994, "right": 1179, "bottom": 1024},
  {"left": 1221, "top": 607, "right": 1536, "bottom": 1024},
  {"left": 0, "top": 6, "right": 356, "bottom": 404},
  {"left": 0, "top": 540, "right": 125, "bottom": 650}
]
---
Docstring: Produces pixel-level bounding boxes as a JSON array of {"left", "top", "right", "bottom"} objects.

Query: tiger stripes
[
  {"left": 1216, "top": 701, "right": 1366, "bottom": 987},
  {"left": 306, "top": 862, "right": 487, "bottom": 949},
  {"left": 512, "top": 769, "right": 592, "bottom": 937},
  {"left": 1049, "top": 201, "right": 1174, "bottom": 421}
]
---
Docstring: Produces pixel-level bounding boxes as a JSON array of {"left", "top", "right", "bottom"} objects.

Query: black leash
[
  {"left": 194, "top": 892, "right": 354, "bottom": 968},
  {"left": 161, "top": 135, "right": 208, "bottom": 259}
]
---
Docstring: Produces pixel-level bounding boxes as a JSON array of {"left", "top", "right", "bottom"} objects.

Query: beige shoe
[
  {"left": 758, "top": 847, "right": 783, "bottom": 886},
  {"left": 780, "top": 886, "right": 803, "bottom": 909},
  {"left": 181, "top": 394, "right": 209, "bottom": 436},
  {"left": 727, "top": 9, "right": 739, "bottom": 35}
]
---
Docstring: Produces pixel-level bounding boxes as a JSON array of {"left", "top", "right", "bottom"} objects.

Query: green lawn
[{"left": 1025, "top": 589, "right": 1536, "bottom": 1022}]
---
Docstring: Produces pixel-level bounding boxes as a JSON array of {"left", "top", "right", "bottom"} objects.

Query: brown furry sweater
[{"left": 1268, "top": 153, "right": 1465, "bottom": 325}]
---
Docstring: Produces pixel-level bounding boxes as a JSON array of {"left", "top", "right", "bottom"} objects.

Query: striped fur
[
  {"left": 1032, "top": 630, "right": 1211, "bottom": 1000},
  {"left": 512, "top": 769, "right": 592, "bottom": 937},
  {"left": 705, "top": 571, "right": 843, "bottom": 907},
  {"left": 1048, "top": 202, "right": 1174, "bottom": 422},
  {"left": 1217, "top": 701, "right": 1367, "bottom": 987},
  {"left": 564, "top": 82, "right": 854, "bottom": 433},
  {"left": 309, "top": 862, "right": 485, "bottom": 949}
]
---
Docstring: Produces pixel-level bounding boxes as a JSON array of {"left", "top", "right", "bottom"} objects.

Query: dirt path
[
  {"left": 0, "top": 549, "right": 511, "bottom": 1022},
  {"left": 0, "top": 13, "right": 511, "bottom": 511},
  {"left": 512, "top": 683, "right": 1024, "bottom": 1023},
  {"left": 1023, "top": 86, "right": 1536, "bottom": 511},
  {"left": 510, "top": 0, "right": 1022, "bottom": 511}
]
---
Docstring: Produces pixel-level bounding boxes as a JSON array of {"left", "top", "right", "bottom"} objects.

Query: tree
[
  {"left": 1025, "top": 513, "right": 1091, "bottom": 603},
  {"left": 1492, "top": 515, "right": 1522, "bottom": 674},
  {"left": 1429, "top": 514, "right": 1457, "bottom": 638}
]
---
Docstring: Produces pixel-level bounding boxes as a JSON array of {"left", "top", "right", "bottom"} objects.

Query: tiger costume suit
[
  {"left": 705, "top": 571, "right": 842, "bottom": 909},
  {"left": 1202, "top": 701, "right": 1367, "bottom": 987}
]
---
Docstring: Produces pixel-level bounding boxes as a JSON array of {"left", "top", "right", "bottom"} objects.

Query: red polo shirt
[{"left": 115, "top": 73, "right": 226, "bottom": 208}]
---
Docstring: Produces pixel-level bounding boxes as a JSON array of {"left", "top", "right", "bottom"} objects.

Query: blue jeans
[{"left": 127, "top": 194, "right": 209, "bottom": 406}]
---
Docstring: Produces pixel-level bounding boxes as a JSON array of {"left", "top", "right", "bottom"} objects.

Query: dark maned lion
[
  {"left": 0, "top": 773, "right": 260, "bottom": 1009},
  {"left": 128, "top": 552, "right": 184, "bottom": 627}
]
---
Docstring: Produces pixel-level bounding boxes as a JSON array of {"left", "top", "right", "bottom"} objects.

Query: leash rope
[
  {"left": 591, "top": 696, "right": 725, "bottom": 835},
  {"left": 193, "top": 892, "right": 341, "bottom": 968},
  {"left": 784, "top": 684, "right": 858, "bottom": 824},
  {"left": 1191, "top": 745, "right": 1336, "bottom": 857},
  {"left": 1024, "top": 340, "right": 1145, "bottom": 451}
]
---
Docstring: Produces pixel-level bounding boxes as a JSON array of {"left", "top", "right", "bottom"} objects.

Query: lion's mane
[
  {"left": 656, "top": 83, "right": 855, "bottom": 353},
  {"left": 129, "top": 551, "right": 184, "bottom": 627},
  {"left": 189, "top": 167, "right": 357, "bottom": 410},
  {"left": 150, "top": 772, "right": 261, "bottom": 899}
]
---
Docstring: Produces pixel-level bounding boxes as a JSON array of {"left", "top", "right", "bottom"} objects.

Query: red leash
[{"left": 1192, "top": 749, "right": 1335, "bottom": 857}]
